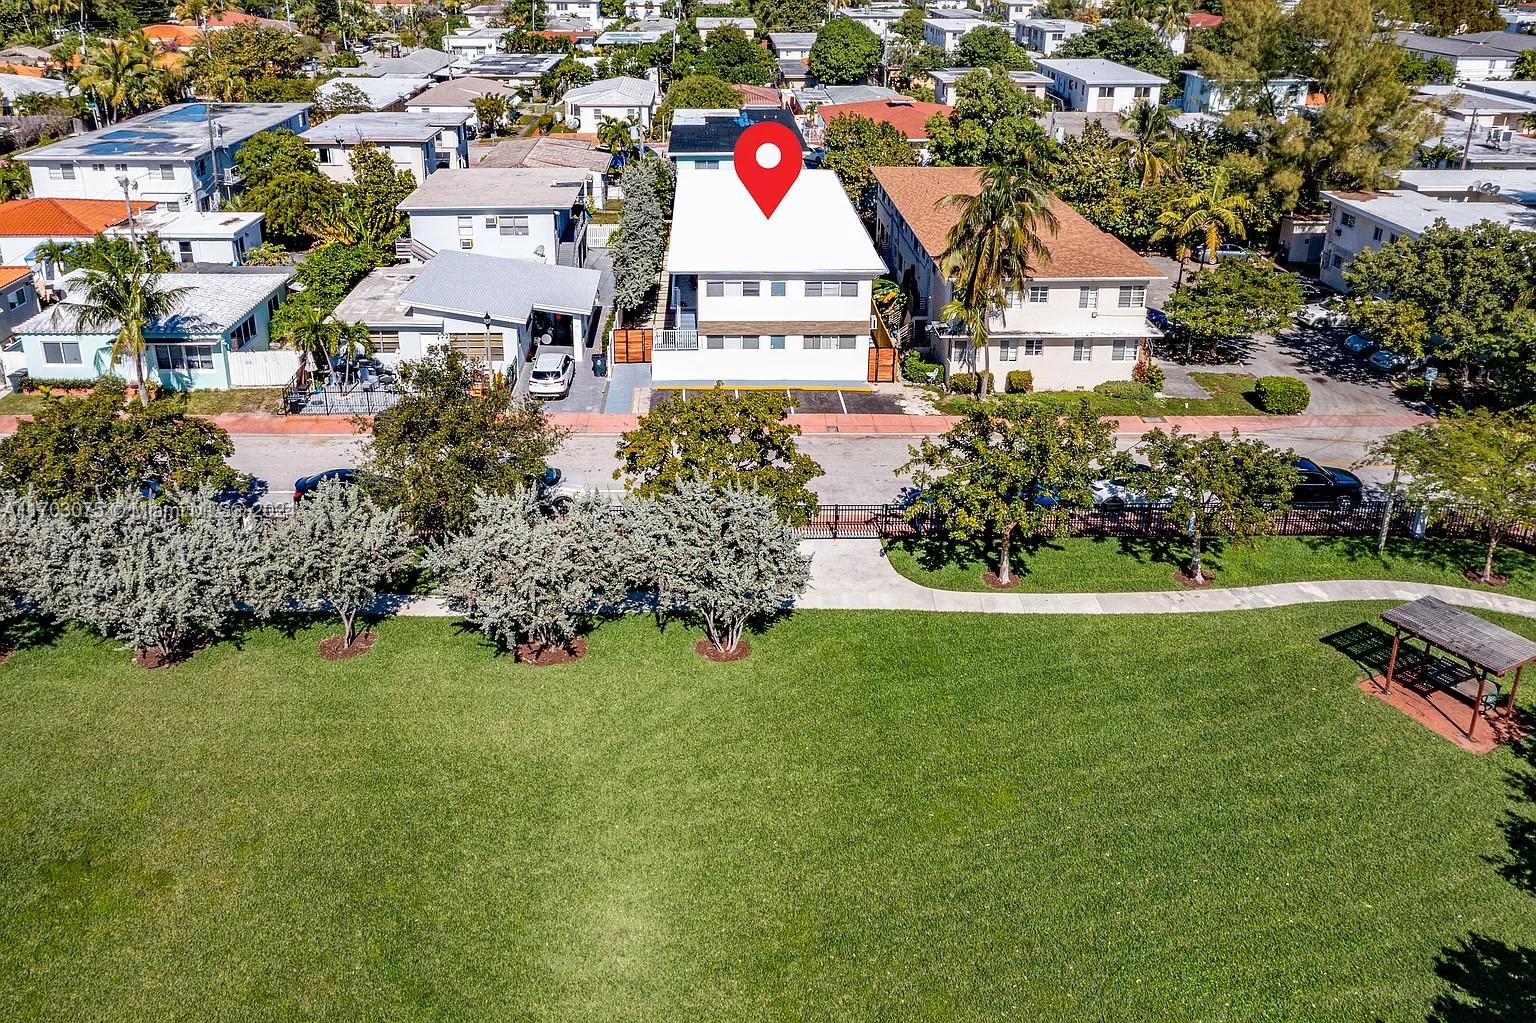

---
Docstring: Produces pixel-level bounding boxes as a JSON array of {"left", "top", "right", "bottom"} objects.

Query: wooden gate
[
  {"left": 867, "top": 345, "right": 896, "bottom": 383},
  {"left": 611, "top": 329, "right": 653, "bottom": 363}
]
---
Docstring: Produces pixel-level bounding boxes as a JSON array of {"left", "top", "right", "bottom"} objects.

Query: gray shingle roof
[
  {"left": 401, "top": 251, "right": 600, "bottom": 321},
  {"left": 18, "top": 268, "right": 293, "bottom": 337},
  {"left": 398, "top": 168, "right": 586, "bottom": 211}
]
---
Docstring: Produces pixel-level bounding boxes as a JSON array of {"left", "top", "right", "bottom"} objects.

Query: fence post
[{"left": 831, "top": 504, "right": 840, "bottom": 540}]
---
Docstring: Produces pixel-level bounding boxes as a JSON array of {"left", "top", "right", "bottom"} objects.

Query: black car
[
  {"left": 293, "top": 468, "right": 358, "bottom": 501},
  {"left": 1291, "top": 458, "right": 1363, "bottom": 510}
]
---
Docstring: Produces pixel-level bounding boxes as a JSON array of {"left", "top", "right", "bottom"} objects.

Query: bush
[
  {"left": 17, "top": 375, "right": 107, "bottom": 394},
  {"left": 1132, "top": 361, "right": 1165, "bottom": 393},
  {"left": 1254, "top": 375, "right": 1311, "bottom": 414},
  {"left": 1006, "top": 370, "right": 1034, "bottom": 394},
  {"left": 947, "top": 371, "right": 995, "bottom": 395},
  {"left": 901, "top": 349, "right": 941, "bottom": 384},
  {"left": 1093, "top": 380, "right": 1155, "bottom": 401},
  {"left": 1398, "top": 378, "right": 1430, "bottom": 402}
]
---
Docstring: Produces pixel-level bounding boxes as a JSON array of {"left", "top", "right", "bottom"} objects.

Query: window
[
  {"left": 769, "top": 335, "right": 785, "bottom": 349},
  {"left": 165, "top": 202, "right": 180, "bottom": 212},
  {"left": 1117, "top": 285, "right": 1146, "bottom": 309},
  {"left": 1022, "top": 337, "right": 1042, "bottom": 356},
  {"left": 770, "top": 281, "right": 785, "bottom": 297},
  {"left": 315, "top": 149, "right": 331, "bottom": 164},
  {"left": 49, "top": 165, "right": 74, "bottom": 180},
  {"left": 42, "top": 341, "right": 81, "bottom": 364},
  {"left": 1389, "top": 233, "right": 1398, "bottom": 243},
  {"left": 1371, "top": 226, "right": 1383, "bottom": 241},
  {"left": 803, "top": 335, "right": 827, "bottom": 350},
  {"left": 805, "top": 281, "right": 858, "bottom": 297},
  {"left": 705, "top": 280, "right": 724, "bottom": 297},
  {"left": 159, "top": 164, "right": 174, "bottom": 180},
  {"left": 1341, "top": 213, "right": 1356, "bottom": 228},
  {"left": 113, "top": 163, "right": 127, "bottom": 172},
  {"left": 498, "top": 215, "right": 529, "bottom": 236},
  {"left": 457, "top": 216, "right": 473, "bottom": 233},
  {"left": 446, "top": 333, "right": 505, "bottom": 361},
  {"left": 1112, "top": 339, "right": 1137, "bottom": 361},
  {"left": 459, "top": 238, "right": 474, "bottom": 249},
  {"left": 998, "top": 339, "right": 1017, "bottom": 362},
  {"left": 177, "top": 241, "right": 194, "bottom": 263},
  {"left": 805, "top": 281, "right": 824, "bottom": 297},
  {"left": 1134, "top": 87, "right": 1151, "bottom": 99},
  {"left": 231, "top": 316, "right": 257, "bottom": 348},
  {"left": 693, "top": 159, "right": 720, "bottom": 170},
  {"left": 1331, "top": 253, "right": 1343, "bottom": 268},
  {"left": 152, "top": 344, "right": 215, "bottom": 371},
  {"left": 5, "top": 287, "right": 26, "bottom": 310},
  {"left": 90, "top": 163, "right": 105, "bottom": 172},
  {"left": 1074, "top": 339, "right": 1093, "bottom": 361},
  {"left": 742, "top": 280, "right": 760, "bottom": 297},
  {"left": 1027, "top": 285, "right": 1048, "bottom": 304},
  {"left": 485, "top": 216, "right": 497, "bottom": 228},
  {"left": 267, "top": 295, "right": 281, "bottom": 316},
  {"left": 706, "top": 335, "right": 724, "bottom": 349},
  {"left": 742, "top": 335, "right": 760, "bottom": 349},
  {"left": 1078, "top": 286, "right": 1098, "bottom": 309}
]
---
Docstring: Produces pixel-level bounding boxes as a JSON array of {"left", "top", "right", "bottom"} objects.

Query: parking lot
[{"left": 652, "top": 387, "right": 906, "bottom": 414}]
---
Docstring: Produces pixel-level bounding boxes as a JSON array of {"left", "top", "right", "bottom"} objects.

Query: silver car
[{"left": 527, "top": 352, "right": 574, "bottom": 398}]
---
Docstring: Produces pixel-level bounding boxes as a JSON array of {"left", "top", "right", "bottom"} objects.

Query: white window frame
[
  {"left": 42, "top": 340, "right": 81, "bottom": 364},
  {"left": 1073, "top": 339, "right": 1093, "bottom": 362},
  {"left": 1117, "top": 285, "right": 1145, "bottom": 309},
  {"left": 1079, "top": 286, "right": 1098, "bottom": 309},
  {"left": 1027, "top": 285, "right": 1048, "bottom": 304}
]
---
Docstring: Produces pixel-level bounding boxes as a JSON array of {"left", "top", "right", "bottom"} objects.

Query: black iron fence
[{"left": 798, "top": 500, "right": 1536, "bottom": 551}]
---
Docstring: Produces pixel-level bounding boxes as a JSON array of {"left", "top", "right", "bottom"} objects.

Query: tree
[
  {"left": 822, "top": 113, "right": 915, "bottom": 216},
  {"left": 79, "top": 33, "right": 156, "bottom": 123},
  {"left": 1150, "top": 166, "right": 1255, "bottom": 266},
  {"left": 901, "top": 399, "right": 1120, "bottom": 586},
  {"left": 1369, "top": 409, "right": 1536, "bottom": 585},
  {"left": 0, "top": 160, "right": 29, "bottom": 202},
  {"left": 56, "top": 493, "right": 258, "bottom": 665},
  {"left": 754, "top": 0, "right": 826, "bottom": 31},
  {"left": 1397, "top": 50, "right": 1457, "bottom": 86},
  {"left": 696, "top": 24, "right": 777, "bottom": 85},
  {"left": 472, "top": 94, "right": 509, "bottom": 135},
  {"left": 0, "top": 379, "right": 249, "bottom": 504},
  {"left": 340, "top": 144, "right": 415, "bottom": 243},
  {"left": 595, "top": 113, "right": 640, "bottom": 156},
  {"left": 1162, "top": 258, "right": 1304, "bottom": 353},
  {"left": 614, "top": 387, "right": 823, "bottom": 524},
  {"left": 1117, "top": 100, "right": 1180, "bottom": 186},
  {"left": 952, "top": 25, "right": 1035, "bottom": 71},
  {"left": 892, "top": 7, "right": 925, "bottom": 43},
  {"left": 657, "top": 74, "right": 743, "bottom": 132},
  {"left": 188, "top": 21, "right": 304, "bottom": 84},
  {"left": 60, "top": 244, "right": 191, "bottom": 407},
  {"left": 1138, "top": 428, "right": 1299, "bottom": 584},
  {"left": 53, "top": 233, "right": 174, "bottom": 274},
  {"left": 627, "top": 478, "right": 811, "bottom": 656},
  {"left": 925, "top": 68, "right": 1056, "bottom": 170},
  {"left": 1343, "top": 221, "right": 1536, "bottom": 399},
  {"left": 0, "top": 495, "right": 66, "bottom": 639},
  {"left": 317, "top": 80, "right": 372, "bottom": 119},
  {"left": 358, "top": 348, "right": 567, "bottom": 534},
  {"left": 808, "top": 17, "right": 883, "bottom": 85},
  {"left": 938, "top": 164, "right": 1060, "bottom": 398},
  {"left": 231, "top": 129, "right": 340, "bottom": 246},
  {"left": 538, "top": 56, "right": 594, "bottom": 97},
  {"left": 256, "top": 480, "right": 412, "bottom": 651},
  {"left": 1409, "top": 0, "right": 1504, "bottom": 36},
  {"left": 273, "top": 298, "right": 370, "bottom": 377},
  {"left": 428, "top": 491, "right": 625, "bottom": 660},
  {"left": 611, "top": 154, "right": 674, "bottom": 318},
  {"left": 1055, "top": 19, "right": 1177, "bottom": 84},
  {"left": 1517, "top": 50, "right": 1536, "bottom": 81}
]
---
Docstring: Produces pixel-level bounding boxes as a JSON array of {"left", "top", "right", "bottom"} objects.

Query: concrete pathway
[{"left": 383, "top": 540, "right": 1536, "bottom": 620}]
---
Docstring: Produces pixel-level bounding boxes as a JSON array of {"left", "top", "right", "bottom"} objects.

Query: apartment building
[
  {"left": 301, "top": 112, "right": 470, "bottom": 182},
  {"left": 1035, "top": 58, "right": 1164, "bottom": 113},
  {"left": 397, "top": 168, "right": 590, "bottom": 265}
]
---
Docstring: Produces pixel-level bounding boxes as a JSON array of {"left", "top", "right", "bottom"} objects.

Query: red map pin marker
[{"left": 733, "top": 121, "right": 802, "bottom": 219}]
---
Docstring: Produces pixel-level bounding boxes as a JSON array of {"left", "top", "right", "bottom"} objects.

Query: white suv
[{"left": 527, "top": 352, "right": 574, "bottom": 398}]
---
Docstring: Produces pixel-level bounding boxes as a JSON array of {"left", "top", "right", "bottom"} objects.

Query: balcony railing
[{"left": 655, "top": 329, "right": 698, "bottom": 351}]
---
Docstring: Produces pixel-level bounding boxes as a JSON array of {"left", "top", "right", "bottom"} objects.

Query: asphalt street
[{"left": 230, "top": 427, "right": 1398, "bottom": 507}]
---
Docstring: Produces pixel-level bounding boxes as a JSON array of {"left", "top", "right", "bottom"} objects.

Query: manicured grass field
[
  {"left": 888, "top": 534, "right": 1536, "bottom": 599},
  {"left": 1, "top": 609, "right": 1532, "bottom": 1022},
  {"left": 936, "top": 372, "right": 1268, "bottom": 417},
  {"left": 0, "top": 387, "right": 285, "bottom": 416}
]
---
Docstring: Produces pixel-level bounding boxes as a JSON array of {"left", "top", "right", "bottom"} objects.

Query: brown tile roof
[
  {"left": 871, "top": 166, "right": 1163, "bottom": 281},
  {"left": 738, "top": 85, "right": 782, "bottom": 106},
  {"left": 819, "top": 99, "right": 950, "bottom": 141},
  {"left": 0, "top": 198, "right": 154, "bottom": 238}
]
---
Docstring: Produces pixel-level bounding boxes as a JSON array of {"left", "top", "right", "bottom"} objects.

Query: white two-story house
[
  {"left": 397, "top": 168, "right": 590, "bottom": 265},
  {"left": 19, "top": 102, "right": 312, "bottom": 212},
  {"left": 545, "top": 0, "right": 600, "bottom": 25},
  {"left": 1017, "top": 18, "right": 1087, "bottom": 55},
  {"left": 873, "top": 166, "right": 1164, "bottom": 391},
  {"left": 657, "top": 169, "right": 887, "bottom": 386},
  {"left": 301, "top": 112, "right": 470, "bottom": 182},
  {"left": 923, "top": 17, "right": 993, "bottom": 52},
  {"left": 1035, "top": 58, "right": 1164, "bottom": 113}
]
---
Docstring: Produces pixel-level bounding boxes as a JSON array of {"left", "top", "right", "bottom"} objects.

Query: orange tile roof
[
  {"left": 0, "top": 198, "right": 155, "bottom": 238},
  {"left": 738, "top": 84, "right": 781, "bottom": 106},
  {"left": 871, "top": 166, "right": 1163, "bottom": 281},
  {"left": 0, "top": 63, "right": 43, "bottom": 77},
  {"left": 144, "top": 23, "right": 203, "bottom": 46},
  {"left": 1187, "top": 12, "right": 1223, "bottom": 28},
  {"left": 206, "top": 11, "right": 259, "bottom": 24},
  {"left": 0, "top": 265, "right": 33, "bottom": 289},
  {"left": 820, "top": 98, "right": 950, "bottom": 141}
]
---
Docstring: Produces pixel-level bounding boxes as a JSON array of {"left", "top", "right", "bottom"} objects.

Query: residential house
[
  {"left": 14, "top": 266, "right": 296, "bottom": 391},
  {"left": 1417, "top": 83, "right": 1536, "bottom": 131},
  {"left": 1035, "top": 58, "right": 1164, "bottom": 112},
  {"left": 455, "top": 53, "right": 564, "bottom": 87},
  {"left": 923, "top": 17, "right": 992, "bottom": 52},
  {"left": 1001, "top": 0, "right": 1036, "bottom": 23},
  {"left": 0, "top": 72, "right": 69, "bottom": 115},
  {"left": 357, "top": 47, "right": 456, "bottom": 79},
  {"left": 19, "top": 102, "right": 312, "bottom": 212},
  {"left": 445, "top": 28, "right": 510, "bottom": 66},
  {"left": 465, "top": 3, "right": 505, "bottom": 27},
  {"left": 791, "top": 84, "right": 903, "bottom": 111},
  {"left": 777, "top": 59, "right": 812, "bottom": 90},
  {"left": 332, "top": 251, "right": 600, "bottom": 382},
  {"left": 405, "top": 77, "right": 524, "bottom": 133},
  {"left": 657, "top": 169, "right": 887, "bottom": 386},
  {"left": 0, "top": 266, "right": 39, "bottom": 343},
  {"left": 817, "top": 98, "right": 950, "bottom": 156},
  {"left": 931, "top": 67, "right": 1051, "bottom": 106},
  {"left": 475, "top": 136, "right": 612, "bottom": 208},
  {"left": 597, "top": 19, "right": 677, "bottom": 45},
  {"left": 301, "top": 112, "right": 470, "bottom": 182},
  {"left": 134, "top": 209, "right": 265, "bottom": 266},
  {"left": 1178, "top": 71, "right": 1314, "bottom": 115},
  {"left": 1018, "top": 18, "right": 1087, "bottom": 55},
  {"left": 622, "top": 0, "right": 666, "bottom": 18},
  {"left": 317, "top": 75, "right": 433, "bottom": 112},
  {"left": 1394, "top": 31, "right": 1536, "bottom": 83},
  {"left": 1318, "top": 189, "right": 1536, "bottom": 290},
  {"left": 872, "top": 166, "right": 1165, "bottom": 390},
  {"left": 397, "top": 168, "right": 590, "bottom": 265},
  {"left": 666, "top": 107, "right": 807, "bottom": 173},
  {"left": 1395, "top": 168, "right": 1536, "bottom": 208},
  {"left": 543, "top": 0, "right": 600, "bottom": 24},
  {"left": 847, "top": 5, "right": 911, "bottom": 39},
  {"left": 562, "top": 76, "right": 659, "bottom": 132},
  {"left": 768, "top": 32, "right": 817, "bottom": 60},
  {"left": 695, "top": 17, "right": 757, "bottom": 40}
]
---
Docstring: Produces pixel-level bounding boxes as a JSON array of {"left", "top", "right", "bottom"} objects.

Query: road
[{"left": 230, "top": 425, "right": 1399, "bottom": 506}]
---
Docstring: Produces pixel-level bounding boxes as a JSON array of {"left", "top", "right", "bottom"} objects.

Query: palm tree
[
  {"left": 1150, "top": 167, "right": 1256, "bottom": 277},
  {"left": 275, "top": 302, "right": 371, "bottom": 383},
  {"left": 61, "top": 246, "right": 190, "bottom": 407},
  {"left": 596, "top": 114, "right": 639, "bottom": 157},
  {"left": 938, "top": 165, "right": 1059, "bottom": 398},
  {"left": 79, "top": 35, "right": 156, "bottom": 123},
  {"left": 1117, "top": 100, "right": 1179, "bottom": 187}
]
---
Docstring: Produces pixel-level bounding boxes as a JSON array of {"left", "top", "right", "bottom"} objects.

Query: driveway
[{"left": 511, "top": 249, "right": 615, "bottom": 413}]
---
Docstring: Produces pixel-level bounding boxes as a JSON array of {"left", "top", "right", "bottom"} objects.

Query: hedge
[
  {"left": 1254, "top": 375, "right": 1311, "bottom": 414},
  {"left": 1006, "top": 370, "right": 1034, "bottom": 394},
  {"left": 1093, "top": 380, "right": 1155, "bottom": 401},
  {"left": 947, "top": 371, "right": 995, "bottom": 395}
]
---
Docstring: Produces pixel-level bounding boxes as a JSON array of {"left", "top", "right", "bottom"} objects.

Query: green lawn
[
  {"left": 888, "top": 534, "right": 1536, "bottom": 599},
  {"left": 1, "top": 609, "right": 1533, "bottom": 1021},
  {"left": 935, "top": 372, "right": 1270, "bottom": 417},
  {"left": 0, "top": 388, "right": 285, "bottom": 416}
]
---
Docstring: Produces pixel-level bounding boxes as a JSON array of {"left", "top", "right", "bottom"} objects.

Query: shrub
[
  {"left": 947, "top": 371, "right": 995, "bottom": 395},
  {"left": 901, "top": 349, "right": 941, "bottom": 384},
  {"left": 1132, "top": 361, "right": 1165, "bottom": 392},
  {"left": 1398, "top": 378, "right": 1430, "bottom": 402},
  {"left": 1093, "top": 380, "right": 1155, "bottom": 401},
  {"left": 1006, "top": 370, "right": 1034, "bottom": 394},
  {"left": 1254, "top": 375, "right": 1311, "bottom": 414},
  {"left": 17, "top": 375, "right": 107, "bottom": 393}
]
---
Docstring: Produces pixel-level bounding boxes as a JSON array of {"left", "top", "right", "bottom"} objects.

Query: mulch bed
[
  {"left": 515, "top": 637, "right": 589, "bottom": 666},
  {"left": 132, "top": 644, "right": 206, "bottom": 669},
  {"left": 1463, "top": 569, "right": 1509, "bottom": 588},
  {"left": 981, "top": 571, "right": 1022, "bottom": 590},
  {"left": 1173, "top": 568, "right": 1216, "bottom": 589},
  {"left": 319, "top": 632, "right": 378, "bottom": 661},
  {"left": 695, "top": 638, "right": 751, "bottom": 662}
]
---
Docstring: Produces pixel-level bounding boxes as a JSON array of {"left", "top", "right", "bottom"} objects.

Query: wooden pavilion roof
[{"left": 1381, "top": 597, "right": 1536, "bottom": 676}]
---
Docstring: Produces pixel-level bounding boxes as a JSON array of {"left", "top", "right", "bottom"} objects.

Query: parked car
[
  {"left": 1291, "top": 458, "right": 1363, "bottom": 510},
  {"left": 1343, "top": 333, "right": 1375, "bottom": 355},
  {"left": 1368, "top": 349, "right": 1422, "bottom": 373},
  {"left": 1091, "top": 465, "right": 1169, "bottom": 511},
  {"left": 528, "top": 352, "right": 575, "bottom": 399},
  {"left": 1297, "top": 303, "right": 1350, "bottom": 328},
  {"left": 294, "top": 468, "right": 357, "bottom": 501},
  {"left": 1198, "top": 243, "right": 1255, "bottom": 262},
  {"left": 1146, "top": 307, "right": 1169, "bottom": 330}
]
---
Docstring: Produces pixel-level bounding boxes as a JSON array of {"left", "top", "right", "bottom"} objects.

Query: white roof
[
  {"left": 1322, "top": 189, "right": 1536, "bottom": 235},
  {"left": 319, "top": 75, "right": 432, "bottom": 109},
  {"left": 924, "top": 17, "right": 991, "bottom": 31},
  {"left": 1035, "top": 58, "right": 1167, "bottom": 86},
  {"left": 666, "top": 169, "right": 884, "bottom": 275},
  {"left": 134, "top": 209, "right": 264, "bottom": 239},
  {"left": 402, "top": 250, "right": 600, "bottom": 320},
  {"left": 1395, "top": 168, "right": 1536, "bottom": 206},
  {"left": 0, "top": 73, "right": 68, "bottom": 100},
  {"left": 18, "top": 268, "right": 292, "bottom": 337},
  {"left": 562, "top": 76, "right": 658, "bottom": 107}
]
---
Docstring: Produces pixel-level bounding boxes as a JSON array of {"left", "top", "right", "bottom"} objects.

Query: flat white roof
[
  {"left": 136, "top": 209, "right": 264, "bottom": 238},
  {"left": 1323, "top": 189, "right": 1536, "bottom": 235},
  {"left": 1394, "top": 169, "right": 1536, "bottom": 206},
  {"left": 666, "top": 168, "right": 884, "bottom": 275},
  {"left": 1035, "top": 58, "right": 1167, "bottom": 86}
]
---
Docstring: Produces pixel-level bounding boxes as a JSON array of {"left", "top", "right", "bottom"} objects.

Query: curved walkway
[{"left": 388, "top": 540, "right": 1536, "bottom": 620}]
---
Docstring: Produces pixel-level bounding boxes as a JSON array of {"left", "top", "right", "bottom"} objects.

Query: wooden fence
[{"left": 611, "top": 329, "right": 652, "bottom": 364}]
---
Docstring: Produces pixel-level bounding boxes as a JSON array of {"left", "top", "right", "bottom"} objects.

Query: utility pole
[
  {"left": 1459, "top": 108, "right": 1479, "bottom": 170},
  {"left": 116, "top": 175, "right": 137, "bottom": 248},
  {"left": 204, "top": 106, "right": 222, "bottom": 210}
]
